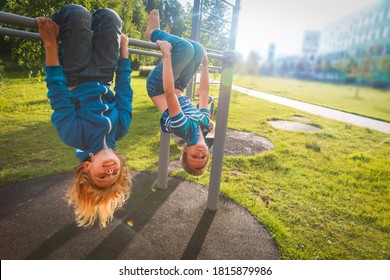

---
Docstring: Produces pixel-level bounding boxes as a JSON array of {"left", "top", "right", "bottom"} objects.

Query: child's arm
[
  {"left": 198, "top": 53, "right": 209, "bottom": 109},
  {"left": 197, "top": 53, "right": 214, "bottom": 131},
  {"left": 119, "top": 33, "right": 129, "bottom": 59},
  {"left": 36, "top": 17, "right": 59, "bottom": 66},
  {"left": 37, "top": 17, "right": 82, "bottom": 148},
  {"left": 156, "top": 40, "right": 182, "bottom": 117},
  {"left": 114, "top": 34, "right": 133, "bottom": 140}
]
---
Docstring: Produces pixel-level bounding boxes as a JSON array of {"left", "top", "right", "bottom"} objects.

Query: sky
[{"left": 178, "top": 0, "right": 381, "bottom": 59}]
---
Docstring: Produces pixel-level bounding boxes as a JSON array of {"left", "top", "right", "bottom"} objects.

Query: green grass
[
  {"left": 0, "top": 71, "right": 389, "bottom": 260},
  {"left": 233, "top": 75, "right": 390, "bottom": 122}
]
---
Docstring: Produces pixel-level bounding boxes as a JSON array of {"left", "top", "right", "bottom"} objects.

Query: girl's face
[{"left": 83, "top": 149, "right": 121, "bottom": 188}]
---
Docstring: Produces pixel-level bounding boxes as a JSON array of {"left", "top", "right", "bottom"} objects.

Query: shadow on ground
[{"left": 0, "top": 171, "right": 280, "bottom": 260}]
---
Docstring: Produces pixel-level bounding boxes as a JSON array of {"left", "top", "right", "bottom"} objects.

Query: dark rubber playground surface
[{"left": 0, "top": 171, "right": 281, "bottom": 260}]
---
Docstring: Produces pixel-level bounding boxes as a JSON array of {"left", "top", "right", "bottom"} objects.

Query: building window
[
  {"left": 375, "top": 29, "right": 380, "bottom": 40},
  {"left": 379, "top": 11, "right": 384, "bottom": 21},
  {"left": 364, "top": 16, "right": 368, "bottom": 26},
  {"left": 371, "top": 13, "right": 376, "bottom": 24},
  {"left": 384, "top": 26, "right": 389, "bottom": 38}
]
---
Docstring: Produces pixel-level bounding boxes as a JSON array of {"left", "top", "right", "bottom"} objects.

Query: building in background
[
  {"left": 270, "top": 0, "right": 390, "bottom": 87},
  {"left": 318, "top": 0, "right": 390, "bottom": 61},
  {"left": 302, "top": 30, "right": 321, "bottom": 62}
]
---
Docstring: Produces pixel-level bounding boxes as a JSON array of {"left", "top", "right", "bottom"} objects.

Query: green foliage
[
  {"left": 3, "top": 0, "right": 236, "bottom": 73},
  {"left": 142, "top": 0, "right": 186, "bottom": 36},
  {"left": 378, "top": 56, "right": 390, "bottom": 75},
  {"left": 200, "top": 0, "right": 230, "bottom": 51},
  {"left": 357, "top": 55, "right": 375, "bottom": 81},
  {"left": 317, "top": 54, "right": 390, "bottom": 87},
  {"left": 321, "top": 58, "right": 332, "bottom": 72},
  {"left": 159, "top": 0, "right": 186, "bottom": 35},
  {"left": 138, "top": 65, "right": 155, "bottom": 77},
  {"left": 3, "top": 0, "right": 153, "bottom": 74}
]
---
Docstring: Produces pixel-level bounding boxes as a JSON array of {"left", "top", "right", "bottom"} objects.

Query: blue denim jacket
[{"left": 45, "top": 58, "right": 133, "bottom": 161}]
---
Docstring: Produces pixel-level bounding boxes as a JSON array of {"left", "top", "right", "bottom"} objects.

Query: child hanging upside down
[
  {"left": 36, "top": 4, "right": 133, "bottom": 228},
  {"left": 145, "top": 9, "right": 215, "bottom": 176}
]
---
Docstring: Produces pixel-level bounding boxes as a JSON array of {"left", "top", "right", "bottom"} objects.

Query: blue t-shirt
[{"left": 160, "top": 96, "right": 211, "bottom": 145}]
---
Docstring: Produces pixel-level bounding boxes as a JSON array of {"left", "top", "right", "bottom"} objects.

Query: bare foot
[{"left": 145, "top": 9, "right": 160, "bottom": 40}]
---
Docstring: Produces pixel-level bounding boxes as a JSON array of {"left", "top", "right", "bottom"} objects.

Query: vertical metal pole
[
  {"left": 191, "top": 0, "right": 201, "bottom": 41},
  {"left": 207, "top": 50, "right": 236, "bottom": 210},
  {"left": 186, "top": 0, "right": 202, "bottom": 99},
  {"left": 229, "top": 0, "right": 240, "bottom": 50},
  {"left": 156, "top": 130, "right": 170, "bottom": 189}
]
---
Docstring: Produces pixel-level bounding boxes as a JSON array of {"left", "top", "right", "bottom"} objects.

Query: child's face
[
  {"left": 185, "top": 143, "right": 209, "bottom": 169},
  {"left": 83, "top": 149, "right": 121, "bottom": 188}
]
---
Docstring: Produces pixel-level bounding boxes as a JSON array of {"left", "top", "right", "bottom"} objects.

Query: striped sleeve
[{"left": 170, "top": 112, "right": 188, "bottom": 130}]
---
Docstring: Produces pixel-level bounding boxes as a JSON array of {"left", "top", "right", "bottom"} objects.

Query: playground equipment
[{"left": 0, "top": 0, "right": 240, "bottom": 211}]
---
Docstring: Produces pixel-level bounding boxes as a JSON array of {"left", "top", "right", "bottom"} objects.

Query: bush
[{"left": 139, "top": 65, "right": 155, "bottom": 77}]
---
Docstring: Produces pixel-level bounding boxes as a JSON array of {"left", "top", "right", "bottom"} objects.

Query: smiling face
[
  {"left": 184, "top": 143, "right": 210, "bottom": 170},
  {"left": 82, "top": 149, "right": 121, "bottom": 188}
]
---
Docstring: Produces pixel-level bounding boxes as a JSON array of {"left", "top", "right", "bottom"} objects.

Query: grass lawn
[
  {"left": 0, "top": 70, "right": 389, "bottom": 260},
  {"left": 233, "top": 75, "right": 390, "bottom": 122}
]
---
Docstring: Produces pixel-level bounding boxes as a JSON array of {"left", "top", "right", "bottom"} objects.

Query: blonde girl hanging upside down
[{"left": 37, "top": 4, "right": 133, "bottom": 228}]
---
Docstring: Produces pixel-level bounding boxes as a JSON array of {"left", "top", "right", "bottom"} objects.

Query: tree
[
  {"left": 352, "top": 55, "right": 374, "bottom": 97},
  {"left": 377, "top": 56, "right": 390, "bottom": 75},
  {"left": 245, "top": 50, "right": 261, "bottom": 75},
  {"left": 233, "top": 52, "right": 244, "bottom": 75},
  {"left": 376, "top": 56, "right": 390, "bottom": 88},
  {"left": 320, "top": 58, "right": 332, "bottom": 74},
  {"left": 199, "top": 0, "right": 230, "bottom": 52},
  {"left": 142, "top": 0, "right": 186, "bottom": 36},
  {"left": 344, "top": 58, "right": 358, "bottom": 83}
]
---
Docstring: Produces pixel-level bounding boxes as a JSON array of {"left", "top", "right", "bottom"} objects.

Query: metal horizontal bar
[
  {"left": 200, "top": 28, "right": 230, "bottom": 40},
  {"left": 201, "top": 10, "right": 232, "bottom": 24},
  {"left": 192, "top": 97, "right": 219, "bottom": 101},
  {"left": 205, "top": 47, "right": 224, "bottom": 54},
  {"left": 0, "top": 26, "right": 225, "bottom": 60},
  {"left": 208, "top": 52, "right": 223, "bottom": 60},
  {"left": 0, "top": 27, "right": 162, "bottom": 52},
  {"left": 0, "top": 11, "right": 37, "bottom": 29},
  {"left": 0, "top": 10, "right": 226, "bottom": 61},
  {"left": 0, "top": 27, "right": 41, "bottom": 40},
  {"left": 128, "top": 48, "right": 161, "bottom": 57},
  {"left": 220, "top": 0, "right": 235, "bottom": 7},
  {"left": 127, "top": 38, "right": 159, "bottom": 50}
]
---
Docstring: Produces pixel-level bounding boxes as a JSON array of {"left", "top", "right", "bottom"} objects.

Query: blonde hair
[
  {"left": 180, "top": 149, "right": 210, "bottom": 176},
  {"left": 67, "top": 153, "right": 132, "bottom": 228}
]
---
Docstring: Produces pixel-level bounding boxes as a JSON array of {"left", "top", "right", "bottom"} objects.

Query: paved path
[
  {"left": 0, "top": 171, "right": 281, "bottom": 260},
  {"left": 232, "top": 85, "right": 390, "bottom": 134}
]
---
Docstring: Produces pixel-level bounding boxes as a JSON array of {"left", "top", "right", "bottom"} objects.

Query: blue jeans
[
  {"left": 51, "top": 4, "right": 123, "bottom": 86},
  {"left": 147, "top": 29, "right": 205, "bottom": 97}
]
